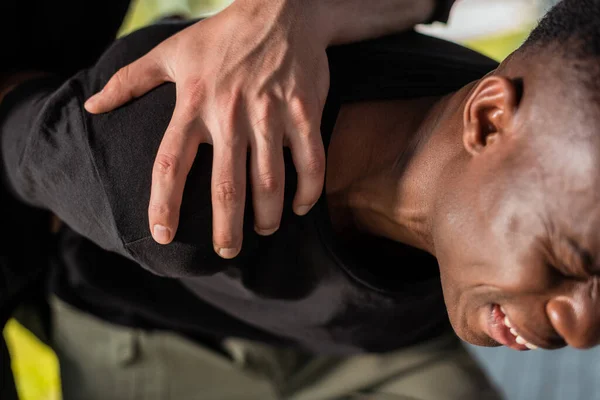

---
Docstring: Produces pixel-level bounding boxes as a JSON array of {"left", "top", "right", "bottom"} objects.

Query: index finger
[{"left": 149, "top": 95, "right": 205, "bottom": 244}]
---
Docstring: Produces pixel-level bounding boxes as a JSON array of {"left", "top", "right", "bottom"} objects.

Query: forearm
[
  {"left": 234, "top": 0, "right": 451, "bottom": 46},
  {"left": 318, "top": 0, "right": 441, "bottom": 45}
]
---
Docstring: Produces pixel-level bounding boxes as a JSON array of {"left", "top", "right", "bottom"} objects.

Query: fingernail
[
  {"left": 218, "top": 247, "right": 239, "bottom": 259},
  {"left": 295, "top": 204, "right": 315, "bottom": 216},
  {"left": 255, "top": 226, "right": 279, "bottom": 236},
  {"left": 153, "top": 224, "right": 171, "bottom": 244}
]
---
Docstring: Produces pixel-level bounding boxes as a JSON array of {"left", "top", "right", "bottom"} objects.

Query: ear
[{"left": 463, "top": 76, "right": 519, "bottom": 156}]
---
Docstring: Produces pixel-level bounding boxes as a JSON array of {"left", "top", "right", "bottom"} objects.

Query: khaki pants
[{"left": 50, "top": 298, "right": 501, "bottom": 400}]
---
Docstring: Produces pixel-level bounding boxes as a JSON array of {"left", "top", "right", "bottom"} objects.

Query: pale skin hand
[{"left": 84, "top": 0, "right": 437, "bottom": 259}]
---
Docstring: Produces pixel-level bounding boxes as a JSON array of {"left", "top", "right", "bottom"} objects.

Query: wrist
[
  {"left": 315, "top": 0, "right": 437, "bottom": 45},
  {"left": 231, "top": 0, "right": 331, "bottom": 46}
]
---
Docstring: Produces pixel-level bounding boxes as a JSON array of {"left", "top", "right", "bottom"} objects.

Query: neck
[{"left": 326, "top": 83, "right": 475, "bottom": 255}]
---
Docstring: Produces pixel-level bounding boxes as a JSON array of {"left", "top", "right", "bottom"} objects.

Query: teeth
[
  {"left": 515, "top": 335, "right": 538, "bottom": 350},
  {"left": 500, "top": 308, "right": 539, "bottom": 350}
]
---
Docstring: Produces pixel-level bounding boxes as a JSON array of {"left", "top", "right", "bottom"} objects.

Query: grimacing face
[{"left": 433, "top": 71, "right": 600, "bottom": 351}]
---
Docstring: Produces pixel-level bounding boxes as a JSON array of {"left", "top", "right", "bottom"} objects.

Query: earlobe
[{"left": 463, "top": 76, "right": 518, "bottom": 156}]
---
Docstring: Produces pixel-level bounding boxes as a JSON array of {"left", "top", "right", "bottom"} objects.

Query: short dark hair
[
  {"left": 517, "top": 0, "right": 600, "bottom": 101},
  {"left": 524, "top": 0, "right": 600, "bottom": 59}
]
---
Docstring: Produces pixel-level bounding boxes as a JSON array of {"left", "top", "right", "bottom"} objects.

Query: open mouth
[{"left": 487, "top": 304, "right": 538, "bottom": 351}]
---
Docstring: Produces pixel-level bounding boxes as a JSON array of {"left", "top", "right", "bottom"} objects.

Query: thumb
[{"left": 85, "top": 51, "right": 169, "bottom": 114}]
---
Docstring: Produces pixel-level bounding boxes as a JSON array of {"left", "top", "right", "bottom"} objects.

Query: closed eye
[{"left": 547, "top": 261, "right": 578, "bottom": 281}]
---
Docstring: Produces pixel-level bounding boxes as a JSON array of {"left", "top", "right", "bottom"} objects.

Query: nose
[{"left": 547, "top": 283, "right": 600, "bottom": 349}]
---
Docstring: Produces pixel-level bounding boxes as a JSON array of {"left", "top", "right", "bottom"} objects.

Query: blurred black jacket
[{"left": 0, "top": 1, "right": 131, "bottom": 398}]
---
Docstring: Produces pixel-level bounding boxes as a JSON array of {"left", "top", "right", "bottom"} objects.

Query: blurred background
[{"left": 7, "top": 1, "right": 599, "bottom": 400}]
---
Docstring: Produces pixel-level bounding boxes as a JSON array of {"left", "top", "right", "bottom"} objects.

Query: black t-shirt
[{"left": 1, "top": 21, "right": 498, "bottom": 355}]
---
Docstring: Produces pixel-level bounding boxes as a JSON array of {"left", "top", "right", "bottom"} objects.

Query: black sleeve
[
  {"left": 0, "top": 168, "right": 52, "bottom": 400},
  {"left": 0, "top": 20, "right": 341, "bottom": 280},
  {"left": 0, "top": 77, "right": 127, "bottom": 256},
  {"left": 1, "top": 22, "right": 269, "bottom": 279}
]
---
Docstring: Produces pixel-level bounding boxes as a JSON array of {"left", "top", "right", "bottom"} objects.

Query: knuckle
[
  {"left": 256, "top": 173, "right": 281, "bottom": 195},
  {"left": 149, "top": 201, "right": 172, "bottom": 219},
  {"left": 213, "top": 231, "right": 238, "bottom": 248},
  {"left": 154, "top": 153, "right": 180, "bottom": 178},
  {"left": 113, "top": 65, "right": 131, "bottom": 90},
  {"left": 214, "top": 181, "right": 239, "bottom": 205},
  {"left": 303, "top": 155, "right": 325, "bottom": 178}
]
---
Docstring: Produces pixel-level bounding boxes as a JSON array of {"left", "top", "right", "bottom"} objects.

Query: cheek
[
  {"left": 492, "top": 250, "right": 557, "bottom": 293},
  {"left": 446, "top": 260, "right": 552, "bottom": 297},
  {"left": 439, "top": 236, "right": 532, "bottom": 291}
]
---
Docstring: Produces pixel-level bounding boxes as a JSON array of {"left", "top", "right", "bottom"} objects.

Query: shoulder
[{"left": 326, "top": 31, "right": 498, "bottom": 103}]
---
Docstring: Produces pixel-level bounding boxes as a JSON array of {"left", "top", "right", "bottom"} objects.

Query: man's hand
[
  {"left": 86, "top": 0, "right": 330, "bottom": 258},
  {"left": 84, "top": 0, "right": 438, "bottom": 259}
]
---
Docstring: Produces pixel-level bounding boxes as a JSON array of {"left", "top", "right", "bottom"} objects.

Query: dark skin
[
  {"left": 326, "top": 48, "right": 600, "bottom": 351},
  {"left": 3, "top": 46, "right": 597, "bottom": 352}
]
